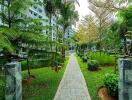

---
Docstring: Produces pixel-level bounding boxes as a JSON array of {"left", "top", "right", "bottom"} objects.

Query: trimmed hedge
[{"left": 88, "top": 52, "right": 115, "bottom": 66}]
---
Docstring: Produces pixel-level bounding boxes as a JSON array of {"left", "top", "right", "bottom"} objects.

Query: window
[
  {"left": 46, "top": 31, "right": 48, "bottom": 35},
  {"left": 34, "top": 6, "right": 37, "bottom": 9},
  {"left": 34, "top": 13, "right": 37, "bottom": 16},
  {"left": 21, "top": 13, "right": 23, "bottom": 17},
  {"left": 38, "top": 8, "right": 42, "bottom": 13},
  {"left": 39, "top": 15, "right": 42, "bottom": 19},
  {"left": 29, "top": 9, "right": 33, "bottom": 14}
]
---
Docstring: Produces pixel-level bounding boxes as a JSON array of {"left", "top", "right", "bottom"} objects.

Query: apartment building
[
  {"left": 0, "top": 0, "right": 57, "bottom": 39},
  {"left": 0, "top": 0, "right": 73, "bottom": 43}
]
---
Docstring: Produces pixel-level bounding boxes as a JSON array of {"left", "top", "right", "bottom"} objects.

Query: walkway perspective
[{"left": 54, "top": 54, "right": 91, "bottom": 100}]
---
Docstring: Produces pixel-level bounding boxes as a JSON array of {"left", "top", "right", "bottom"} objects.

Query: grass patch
[
  {"left": 88, "top": 52, "right": 116, "bottom": 66},
  {"left": 76, "top": 54, "right": 114, "bottom": 100},
  {"left": 22, "top": 57, "right": 69, "bottom": 100},
  {"left": 0, "top": 57, "right": 69, "bottom": 100}
]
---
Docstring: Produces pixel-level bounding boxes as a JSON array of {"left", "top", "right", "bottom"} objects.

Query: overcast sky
[{"left": 75, "top": 0, "right": 91, "bottom": 21}]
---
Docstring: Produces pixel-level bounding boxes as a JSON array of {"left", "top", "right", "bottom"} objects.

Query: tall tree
[
  {"left": 88, "top": 0, "right": 112, "bottom": 54},
  {"left": 0, "top": 0, "right": 49, "bottom": 76},
  {"left": 58, "top": 1, "right": 78, "bottom": 58},
  {"left": 117, "top": 5, "right": 132, "bottom": 55}
]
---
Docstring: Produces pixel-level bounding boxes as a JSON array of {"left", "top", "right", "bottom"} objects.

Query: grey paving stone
[{"left": 54, "top": 54, "right": 91, "bottom": 100}]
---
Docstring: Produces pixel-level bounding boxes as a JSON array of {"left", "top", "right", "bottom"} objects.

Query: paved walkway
[{"left": 54, "top": 54, "right": 91, "bottom": 100}]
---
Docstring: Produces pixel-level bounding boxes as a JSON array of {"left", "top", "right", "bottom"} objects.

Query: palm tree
[{"left": 58, "top": 1, "right": 78, "bottom": 58}]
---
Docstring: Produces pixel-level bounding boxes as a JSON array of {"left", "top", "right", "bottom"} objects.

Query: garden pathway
[{"left": 54, "top": 54, "right": 91, "bottom": 100}]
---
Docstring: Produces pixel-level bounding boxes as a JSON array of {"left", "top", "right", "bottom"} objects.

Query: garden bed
[{"left": 76, "top": 54, "right": 114, "bottom": 100}]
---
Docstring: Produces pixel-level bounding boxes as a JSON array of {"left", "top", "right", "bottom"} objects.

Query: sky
[{"left": 75, "top": 0, "right": 91, "bottom": 21}]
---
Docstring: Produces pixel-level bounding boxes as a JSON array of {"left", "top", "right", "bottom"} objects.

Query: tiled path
[{"left": 54, "top": 54, "right": 91, "bottom": 100}]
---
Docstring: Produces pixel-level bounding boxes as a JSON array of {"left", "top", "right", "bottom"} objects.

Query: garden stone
[{"left": 4, "top": 62, "right": 22, "bottom": 100}]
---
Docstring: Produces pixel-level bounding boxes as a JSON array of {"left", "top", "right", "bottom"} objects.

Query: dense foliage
[
  {"left": 88, "top": 60, "right": 99, "bottom": 71},
  {"left": 75, "top": 0, "right": 132, "bottom": 56},
  {"left": 88, "top": 52, "right": 115, "bottom": 66},
  {"left": 104, "top": 73, "right": 118, "bottom": 97}
]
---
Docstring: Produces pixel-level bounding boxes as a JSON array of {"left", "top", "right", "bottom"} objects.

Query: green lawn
[
  {"left": 0, "top": 57, "right": 69, "bottom": 100},
  {"left": 76, "top": 55, "right": 114, "bottom": 100},
  {"left": 22, "top": 57, "right": 69, "bottom": 100}
]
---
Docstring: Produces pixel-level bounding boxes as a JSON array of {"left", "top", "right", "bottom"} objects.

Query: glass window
[
  {"left": 34, "top": 6, "right": 37, "bottom": 9},
  {"left": 29, "top": 9, "right": 33, "bottom": 14},
  {"left": 38, "top": 8, "right": 42, "bottom": 13},
  {"left": 34, "top": 13, "right": 37, "bottom": 16},
  {"left": 39, "top": 15, "right": 42, "bottom": 19}
]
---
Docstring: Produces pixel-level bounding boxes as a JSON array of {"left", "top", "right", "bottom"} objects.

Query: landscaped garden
[
  {"left": 0, "top": 57, "right": 69, "bottom": 100},
  {"left": 76, "top": 52, "right": 118, "bottom": 100},
  {"left": 0, "top": 0, "right": 131, "bottom": 100},
  {"left": 0, "top": 0, "right": 78, "bottom": 99},
  {"left": 22, "top": 57, "right": 69, "bottom": 100}
]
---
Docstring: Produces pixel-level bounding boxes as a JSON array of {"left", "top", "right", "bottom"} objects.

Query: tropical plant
[
  {"left": 58, "top": 1, "right": 78, "bottom": 58},
  {"left": 117, "top": 5, "right": 132, "bottom": 55}
]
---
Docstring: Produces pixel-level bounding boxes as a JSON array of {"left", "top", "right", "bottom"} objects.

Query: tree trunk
[
  {"left": 123, "top": 37, "right": 128, "bottom": 55},
  {"left": 7, "top": 0, "right": 11, "bottom": 28},
  {"left": 27, "top": 57, "right": 30, "bottom": 77},
  {"left": 49, "top": 14, "right": 53, "bottom": 51},
  {"left": 62, "top": 28, "right": 66, "bottom": 60}
]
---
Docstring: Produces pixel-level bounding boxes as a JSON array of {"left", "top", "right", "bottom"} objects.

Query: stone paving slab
[{"left": 54, "top": 54, "right": 91, "bottom": 100}]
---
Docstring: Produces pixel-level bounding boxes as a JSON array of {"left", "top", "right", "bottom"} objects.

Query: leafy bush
[
  {"left": 82, "top": 56, "right": 89, "bottom": 62},
  {"left": 77, "top": 51, "right": 84, "bottom": 58},
  {"left": 88, "top": 52, "right": 115, "bottom": 66},
  {"left": 88, "top": 60, "right": 99, "bottom": 71},
  {"left": 77, "top": 52, "right": 80, "bottom": 56},
  {"left": 103, "top": 73, "right": 118, "bottom": 97}
]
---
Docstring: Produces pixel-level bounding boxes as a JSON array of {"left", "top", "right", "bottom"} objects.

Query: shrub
[
  {"left": 77, "top": 52, "right": 80, "bottom": 56},
  {"left": 88, "top": 60, "right": 99, "bottom": 71},
  {"left": 82, "top": 56, "right": 89, "bottom": 62},
  {"left": 88, "top": 52, "right": 115, "bottom": 66},
  {"left": 103, "top": 73, "right": 118, "bottom": 97},
  {"left": 80, "top": 53, "right": 84, "bottom": 58}
]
